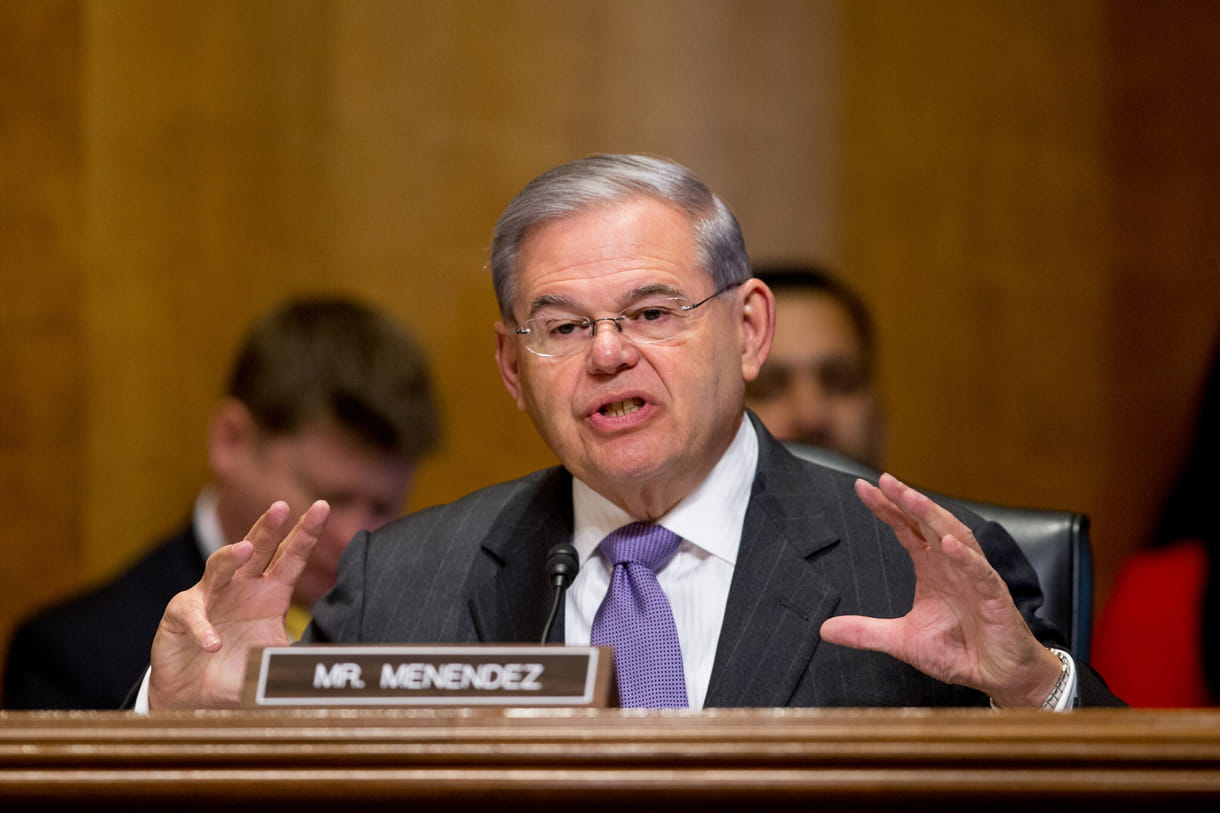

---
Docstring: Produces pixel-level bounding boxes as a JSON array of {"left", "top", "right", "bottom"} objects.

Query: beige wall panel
[
  {"left": 1099, "top": 1, "right": 1220, "bottom": 600},
  {"left": 586, "top": 0, "right": 843, "bottom": 263},
  {"left": 839, "top": 0, "right": 1220, "bottom": 611},
  {"left": 83, "top": 1, "right": 347, "bottom": 580},
  {"left": 0, "top": 0, "right": 83, "bottom": 668},
  {"left": 840, "top": 1, "right": 1108, "bottom": 502}
]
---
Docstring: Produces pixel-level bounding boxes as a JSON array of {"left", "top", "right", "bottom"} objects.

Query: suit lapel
[
  {"left": 705, "top": 421, "right": 843, "bottom": 707},
  {"left": 459, "top": 422, "right": 848, "bottom": 703},
  {"left": 468, "top": 467, "right": 574, "bottom": 644}
]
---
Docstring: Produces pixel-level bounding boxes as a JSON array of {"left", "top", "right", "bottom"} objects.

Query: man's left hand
[{"left": 819, "top": 474, "right": 1063, "bottom": 708}]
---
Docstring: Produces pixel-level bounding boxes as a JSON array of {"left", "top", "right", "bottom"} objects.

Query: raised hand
[
  {"left": 148, "top": 500, "right": 330, "bottom": 709},
  {"left": 819, "top": 474, "right": 1062, "bottom": 708}
]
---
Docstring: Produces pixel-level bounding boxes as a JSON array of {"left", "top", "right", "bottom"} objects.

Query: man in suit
[
  {"left": 4, "top": 297, "right": 440, "bottom": 709},
  {"left": 746, "top": 263, "right": 886, "bottom": 469},
  {"left": 145, "top": 155, "right": 1121, "bottom": 710}
]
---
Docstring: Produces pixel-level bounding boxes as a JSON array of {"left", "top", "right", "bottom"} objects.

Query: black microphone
[{"left": 540, "top": 543, "right": 579, "bottom": 644}]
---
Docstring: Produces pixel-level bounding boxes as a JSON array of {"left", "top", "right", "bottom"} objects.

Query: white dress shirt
[
  {"left": 565, "top": 415, "right": 757, "bottom": 710},
  {"left": 194, "top": 486, "right": 227, "bottom": 559}
]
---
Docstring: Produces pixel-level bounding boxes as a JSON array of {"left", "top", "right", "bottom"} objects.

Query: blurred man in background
[
  {"left": 3, "top": 297, "right": 441, "bottom": 709},
  {"left": 745, "top": 263, "right": 885, "bottom": 468}
]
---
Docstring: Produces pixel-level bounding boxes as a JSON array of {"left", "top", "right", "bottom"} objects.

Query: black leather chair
[{"left": 783, "top": 442, "right": 1094, "bottom": 660}]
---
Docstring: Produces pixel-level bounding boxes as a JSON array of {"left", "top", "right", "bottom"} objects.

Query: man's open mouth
[{"left": 599, "top": 397, "right": 645, "bottom": 418}]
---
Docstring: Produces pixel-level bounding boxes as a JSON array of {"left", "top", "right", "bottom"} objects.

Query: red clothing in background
[{"left": 1093, "top": 539, "right": 1211, "bottom": 707}]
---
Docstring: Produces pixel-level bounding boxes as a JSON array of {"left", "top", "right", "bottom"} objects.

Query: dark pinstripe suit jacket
[{"left": 308, "top": 415, "right": 1123, "bottom": 708}]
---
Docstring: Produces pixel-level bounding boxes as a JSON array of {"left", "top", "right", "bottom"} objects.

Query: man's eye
[
  {"left": 544, "top": 319, "right": 588, "bottom": 337},
  {"left": 630, "top": 305, "right": 678, "bottom": 323}
]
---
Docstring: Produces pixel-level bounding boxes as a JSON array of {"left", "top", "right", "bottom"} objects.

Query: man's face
[
  {"left": 745, "top": 289, "right": 883, "bottom": 467},
  {"left": 212, "top": 412, "right": 416, "bottom": 608},
  {"left": 494, "top": 196, "right": 772, "bottom": 518}
]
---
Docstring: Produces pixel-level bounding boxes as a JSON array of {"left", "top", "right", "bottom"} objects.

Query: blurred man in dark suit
[{"left": 3, "top": 297, "right": 440, "bottom": 709}]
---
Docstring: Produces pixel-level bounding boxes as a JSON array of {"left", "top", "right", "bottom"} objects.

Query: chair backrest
[{"left": 782, "top": 442, "right": 1094, "bottom": 660}]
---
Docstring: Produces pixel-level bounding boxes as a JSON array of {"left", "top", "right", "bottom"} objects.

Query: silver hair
[{"left": 489, "top": 154, "right": 751, "bottom": 322}]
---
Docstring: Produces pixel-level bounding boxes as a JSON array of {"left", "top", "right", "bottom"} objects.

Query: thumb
[{"left": 820, "top": 615, "right": 900, "bottom": 655}]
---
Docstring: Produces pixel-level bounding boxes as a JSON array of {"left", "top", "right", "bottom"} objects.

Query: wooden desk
[{"left": 2, "top": 707, "right": 1219, "bottom": 811}]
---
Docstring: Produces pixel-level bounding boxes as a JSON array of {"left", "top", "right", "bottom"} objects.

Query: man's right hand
[{"left": 148, "top": 500, "right": 330, "bottom": 710}]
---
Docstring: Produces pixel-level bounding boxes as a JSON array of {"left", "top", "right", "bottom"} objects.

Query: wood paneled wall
[
  {"left": 838, "top": 0, "right": 1220, "bottom": 611},
  {"left": 841, "top": 0, "right": 1111, "bottom": 506},
  {"left": 1, "top": 0, "right": 84, "bottom": 661},
  {"left": 1101, "top": 0, "right": 1220, "bottom": 589},
  {"left": 2, "top": 0, "right": 1218, "bottom": 679}
]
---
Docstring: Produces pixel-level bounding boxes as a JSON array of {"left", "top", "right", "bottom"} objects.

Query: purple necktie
[{"left": 590, "top": 522, "right": 688, "bottom": 708}]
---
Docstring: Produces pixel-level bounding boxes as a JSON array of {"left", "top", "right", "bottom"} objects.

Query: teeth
[{"left": 600, "top": 398, "right": 643, "bottom": 418}]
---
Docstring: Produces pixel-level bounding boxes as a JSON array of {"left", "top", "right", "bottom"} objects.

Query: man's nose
[{"left": 587, "top": 317, "right": 639, "bottom": 373}]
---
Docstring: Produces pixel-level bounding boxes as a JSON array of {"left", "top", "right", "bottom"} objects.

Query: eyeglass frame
[{"left": 512, "top": 280, "right": 745, "bottom": 358}]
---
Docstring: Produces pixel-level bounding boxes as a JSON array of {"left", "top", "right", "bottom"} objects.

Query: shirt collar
[
  {"left": 571, "top": 415, "right": 758, "bottom": 566},
  {"left": 193, "top": 485, "right": 228, "bottom": 559}
]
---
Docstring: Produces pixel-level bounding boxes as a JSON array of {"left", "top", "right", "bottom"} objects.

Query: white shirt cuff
[
  {"left": 1049, "top": 648, "right": 1079, "bottom": 712},
  {"left": 132, "top": 666, "right": 152, "bottom": 714}
]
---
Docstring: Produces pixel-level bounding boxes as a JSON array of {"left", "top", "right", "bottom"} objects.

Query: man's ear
[
  {"left": 739, "top": 278, "right": 775, "bottom": 382},
  {"left": 494, "top": 322, "right": 528, "bottom": 411},
  {"left": 207, "top": 398, "right": 259, "bottom": 479}
]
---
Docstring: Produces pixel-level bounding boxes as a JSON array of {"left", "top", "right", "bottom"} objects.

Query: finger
[
  {"left": 199, "top": 539, "right": 255, "bottom": 593},
  {"left": 854, "top": 477, "right": 931, "bottom": 554},
  {"left": 163, "top": 540, "right": 256, "bottom": 653},
  {"left": 236, "top": 501, "right": 293, "bottom": 576},
  {"left": 820, "top": 614, "right": 902, "bottom": 656},
  {"left": 939, "top": 533, "right": 1011, "bottom": 603},
  {"left": 161, "top": 584, "right": 228, "bottom": 652},
  {"left": 877, "top": 474, "right": 980, "bottom": 553},
  {"left": 264, "top": 500, "right": 330, "bottom": 586}
]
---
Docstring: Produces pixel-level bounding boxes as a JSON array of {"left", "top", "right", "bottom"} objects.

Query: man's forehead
[{"left": 518, "top": 197, "right": 694, "bottom": 257}]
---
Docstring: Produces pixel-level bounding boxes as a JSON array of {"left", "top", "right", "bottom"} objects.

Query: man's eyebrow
[
  {"left": 526, "top": 293, "right": 579, "bottom": 318},
  {"left": 623, "top": 283, "right": 685, "bottom": 303},
  {"left": 525, "top": 283, "right": 687, "bottom": 318}
]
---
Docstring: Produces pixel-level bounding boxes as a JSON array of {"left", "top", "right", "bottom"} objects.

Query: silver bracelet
[
  {"left": 988, "top": 648, "right": 1072, "bottom": 710},
  {"left": 1040, "top": 648, "right": 1072, "bottom": 710}
]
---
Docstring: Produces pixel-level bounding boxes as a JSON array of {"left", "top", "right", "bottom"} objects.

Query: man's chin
[{"left": 576, "top": 452, "right": 687, "bottom": 499}]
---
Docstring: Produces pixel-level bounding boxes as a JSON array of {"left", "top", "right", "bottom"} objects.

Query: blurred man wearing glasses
[{"left": 143, "top": 155, "right": 1121, "bottom": 712}]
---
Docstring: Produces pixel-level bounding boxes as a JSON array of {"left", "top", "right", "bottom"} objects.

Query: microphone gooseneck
[{"left": 540, "top": 543, "right": 579, "bottom": 644}]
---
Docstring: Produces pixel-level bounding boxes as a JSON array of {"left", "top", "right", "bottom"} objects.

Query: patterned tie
[{"left": 590, "top": 522, "right": 688, "bottom": 708}]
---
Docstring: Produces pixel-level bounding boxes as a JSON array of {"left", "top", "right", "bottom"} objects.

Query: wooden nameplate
[{"left": 241, "top": 644, "right": 615, "bottom": 708}]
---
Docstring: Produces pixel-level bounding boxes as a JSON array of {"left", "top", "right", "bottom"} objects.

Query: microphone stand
[{"left": 540, "top": 544, "right": 579, "bottom": 644}]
